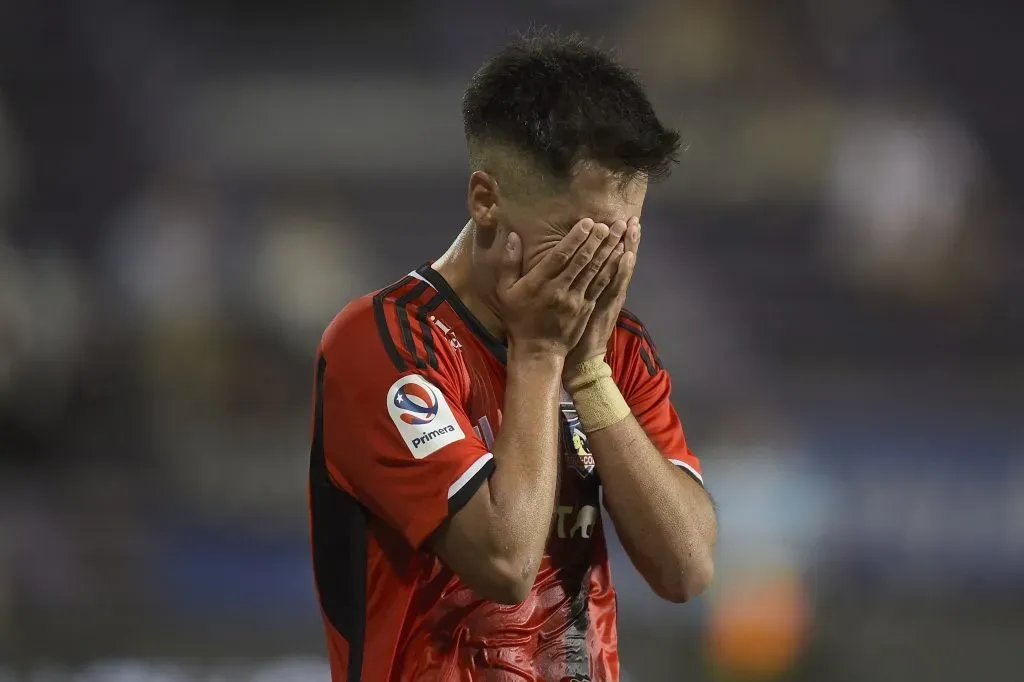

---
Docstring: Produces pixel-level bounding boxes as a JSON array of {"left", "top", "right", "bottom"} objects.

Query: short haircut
[{"left": 462, "top": 31, "right": 682, "bottom": 195}]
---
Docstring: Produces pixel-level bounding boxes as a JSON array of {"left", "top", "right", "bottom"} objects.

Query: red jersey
[{"left": 309, "top": 263, "right": 703, "bottom": 682}]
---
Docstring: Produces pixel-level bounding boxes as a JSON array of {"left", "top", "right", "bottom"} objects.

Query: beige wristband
[{"left": 565, "top": 356, "right": 631, "bottom": 433}]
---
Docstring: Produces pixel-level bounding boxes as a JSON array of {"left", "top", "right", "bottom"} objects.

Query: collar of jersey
[{"left": 416, "top": 262, "right": 508, "bottom": 365}]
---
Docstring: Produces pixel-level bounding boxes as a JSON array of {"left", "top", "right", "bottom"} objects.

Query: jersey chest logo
[{"left": 560, "top": 401, "right": 596, "bottom": 478}]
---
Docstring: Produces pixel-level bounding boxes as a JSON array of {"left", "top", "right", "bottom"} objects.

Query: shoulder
[
  {"left": 615, "top": 308, "right": 650, "bottom": 340},
  {"left": 610, "top": 308, "right": 663, "bottom": 378},
  {"left": 321, "top": 273, "right": 454, "bottom": 375}
]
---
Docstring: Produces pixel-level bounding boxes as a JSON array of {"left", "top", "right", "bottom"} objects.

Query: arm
[
  {"left": 587, "top": 410, "right": 716, "bottom": 603},
  {"left": 324, "top": 222, "right": 612, "bottom": 605},
  {"left": 432, "top": 346, "right": 563, "bottom": 604},
  {"left": 322, "top": 334, "right": 559, "bottom": 606},
  {"left": 563, "top": 219, "right": 716, "bottom": 602},
  {"left": 433, "top": 221, "right": 619, "bottom": 602},
  {"left": 568, "top": 318, "right": 717, "bottom": 603}
]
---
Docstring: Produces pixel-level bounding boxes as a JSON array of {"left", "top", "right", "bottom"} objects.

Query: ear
[{"left": 467, "top": 171, "right": 500, "bottom": 229}]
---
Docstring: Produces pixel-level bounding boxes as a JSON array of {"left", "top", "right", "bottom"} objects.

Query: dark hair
[{"left": 462, "top": 32, "right": 681, "bottom": 185}]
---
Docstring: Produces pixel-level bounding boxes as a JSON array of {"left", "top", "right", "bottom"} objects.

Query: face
[{"left": 469, "top": 163, "right": 648, "bottom": 276}]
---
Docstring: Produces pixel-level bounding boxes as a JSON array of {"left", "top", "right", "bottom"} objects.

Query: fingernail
[
  {"left": 628, "top": 225, "right": 639, "bottom": 241},
  {"left": 580, "top": 219, "right": 594, "bottom": 233}
]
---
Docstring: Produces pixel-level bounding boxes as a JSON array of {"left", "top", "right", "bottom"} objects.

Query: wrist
[
  {"left": 564, "top": 359, "right": 631, "bottom": 433},
  {"left": 563, "top": 352, "right": 608, "bottom": 384},
  {"left": 507, "top": 340, "right": 567, "bottom": 370}
]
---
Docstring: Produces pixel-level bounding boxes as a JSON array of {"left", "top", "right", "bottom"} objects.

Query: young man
[{"left": 309, "top": 33, "right": 718, "bottom": 682}]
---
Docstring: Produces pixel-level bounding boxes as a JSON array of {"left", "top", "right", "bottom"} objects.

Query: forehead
[{"left": 536, "top": 164, "right": 648, "bottom": 227}]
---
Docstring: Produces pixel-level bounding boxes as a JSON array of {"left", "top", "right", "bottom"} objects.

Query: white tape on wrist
[{"left": 565, "top": 356, "right": 631, "bottom": 433}]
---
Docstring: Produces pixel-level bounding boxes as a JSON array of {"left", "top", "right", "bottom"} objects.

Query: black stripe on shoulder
[
  {"left": 415, "top": 292, "right": 446, "bottom": 371},
  {"left": 637, "top": 320, "right": 664, "bottom": 369},
  {"left": 619, "top": 310, "right": 663, "bottom": 368},
  {"left": 616, "top": 320, "right": 644, "bottom": 338},
  {"left": 372, "top": 276, "right": 416, "bottom": 371},
  {"left": 616, "top": 317, "right": 662, "bottom": 376},
  {"left": 395, "top": 280, "right": 433, "bottom": 370},
  {"left": 620, "top": 308, "right": 646, "bottom": 329},
  {"left": 645, "top": 333, "right": 663, "bottom": 370},
  {"left": 638, "top": 345, "right": 658, "bottom": 377}
]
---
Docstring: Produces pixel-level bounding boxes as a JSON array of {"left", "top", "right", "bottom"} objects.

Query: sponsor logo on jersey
[
  {"left": 555, "top": 504, "right": 599, "bottom": 539},
  {"left": 387, "top": 374, "right": 465, "bottom": 458}
]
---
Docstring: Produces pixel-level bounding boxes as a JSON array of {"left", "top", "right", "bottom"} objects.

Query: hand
[
  {"left": 496, "top": 219, "right": 614, "bottom": 357},
  {"left": 564, "top": 217, "right": 639, "bottom": 374}
]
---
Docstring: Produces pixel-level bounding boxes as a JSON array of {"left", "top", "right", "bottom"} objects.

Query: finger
[
  {"left": 626, "top": 217, "right": 640, "bottom": 256},
  {"left": 585, "top": 242, "right": 625, "bottom": 301},
  {"left": 598, "top": 248, "right": 635, "bottom": 307},
  {"left": 497, "top": 231, "right": 523, "bottom": 293},
  {"left": 616, "top": 249, "right": 637, "bottom": 296},
  {"left": 554, "top": 222, "right": 610, "bottom": 286},
  {"left": 531, "top": 219, "right": 595, "bottom": 280},
  {"left": 572, "top": 219, "right": 627, "bottom": 292}
]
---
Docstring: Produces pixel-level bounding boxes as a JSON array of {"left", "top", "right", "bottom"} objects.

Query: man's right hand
[
  {"left": 496, "top": 219, "right": 620, "bottom": 356},
  {"left": 431, "top": 219, "right": 621, "bottom": 603}
]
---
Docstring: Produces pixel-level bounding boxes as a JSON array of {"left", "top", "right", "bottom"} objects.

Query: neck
[{"left": 432, "top": 221, "right": 507, "bottom": 341}]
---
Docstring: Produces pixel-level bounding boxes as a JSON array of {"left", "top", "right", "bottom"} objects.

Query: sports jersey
[{"left": 308, "top": 263, "right": 703, "bottom": 682}]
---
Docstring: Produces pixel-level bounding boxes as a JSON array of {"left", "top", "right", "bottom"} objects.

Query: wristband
[{"left": 565, "top": 356, "right": 631, "bottom": 433}]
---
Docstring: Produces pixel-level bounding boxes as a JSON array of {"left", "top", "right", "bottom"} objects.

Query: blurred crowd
[{"left": 1, "top": 1, "right": 1022, "bottom": 680}]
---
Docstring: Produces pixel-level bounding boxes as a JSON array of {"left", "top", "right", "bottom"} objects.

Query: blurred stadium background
[{"left": 1, "top": 0, "right": 1022, "bottom": 680}]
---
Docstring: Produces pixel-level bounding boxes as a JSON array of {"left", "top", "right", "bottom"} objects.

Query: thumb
[{"left": 497, "top": 231, "right": 522, "bottom": 293}]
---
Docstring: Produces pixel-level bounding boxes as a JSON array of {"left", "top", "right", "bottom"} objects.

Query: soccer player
[{"left": 309, "top": 33, "right": 718, "bottom": 681}]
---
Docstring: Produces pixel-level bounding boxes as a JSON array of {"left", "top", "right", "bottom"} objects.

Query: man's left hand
[{"left": 564, "top": 217, "right": 640, "bottom": 377}]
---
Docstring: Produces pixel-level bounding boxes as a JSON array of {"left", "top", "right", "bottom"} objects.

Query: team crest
[{"left": 559, "top": 401, "right": 596, "bottom": 477}]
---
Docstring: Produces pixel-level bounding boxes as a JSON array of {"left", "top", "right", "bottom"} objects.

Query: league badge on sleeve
[{"left": 387, "top": 374, "right": 465, "bottom": 458}]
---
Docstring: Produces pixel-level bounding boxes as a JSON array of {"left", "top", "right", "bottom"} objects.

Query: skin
[
  {"left": 431, "top": 161, "right": 717, "bottom": 604},
  {"left": 430, "top": 217, "right": 625, "bottom": 604}
]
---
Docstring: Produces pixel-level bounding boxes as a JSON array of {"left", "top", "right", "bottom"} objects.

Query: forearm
[
  {"left": 566, "top": 356, "right": 716, "bottom": 602},
  {"left": 486, "top": 345, "right": 564, "bottom": 576},
  {"left": 588, "top": 416, "right": 716, "bottom": 602}
]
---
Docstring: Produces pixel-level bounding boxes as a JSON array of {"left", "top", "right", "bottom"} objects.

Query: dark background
[{"left": 1, "top": 0, "right": 1022, "bottom": 679}]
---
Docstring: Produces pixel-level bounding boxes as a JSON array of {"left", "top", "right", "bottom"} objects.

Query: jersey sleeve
[
  {"left": 316, "top": 292, "right": 494, "bottom": 549},
  {"left": 610, "top": 310, "right": 704, "bottom": 486}
]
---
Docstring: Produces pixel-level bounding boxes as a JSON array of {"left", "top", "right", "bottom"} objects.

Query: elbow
[
  {"left": 476, "top": 553, "right": 539, "bottom": 605},
  {"left": 487, "top": 578, "right": 533, "bottom": 606},
  {"left": 654, "top": 554, "right": 715, "bottom": 604}
]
